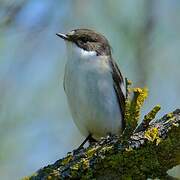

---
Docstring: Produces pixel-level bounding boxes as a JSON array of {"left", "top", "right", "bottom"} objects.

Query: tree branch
[{"left": 24, "top": 109, "right": 180, "bottom": 180}]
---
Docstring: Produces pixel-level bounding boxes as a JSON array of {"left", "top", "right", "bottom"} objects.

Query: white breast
[{"left": 64, "top": 43, "right": 122, "bottom": 140}]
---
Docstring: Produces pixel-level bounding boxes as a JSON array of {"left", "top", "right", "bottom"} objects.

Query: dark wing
[{"left": 109, "top": 59, "right": 126, "bottom": 130}]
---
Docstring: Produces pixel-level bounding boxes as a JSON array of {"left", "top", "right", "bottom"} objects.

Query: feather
[{"left": 109, "top": 59, "right": 126, "bottom": 130}]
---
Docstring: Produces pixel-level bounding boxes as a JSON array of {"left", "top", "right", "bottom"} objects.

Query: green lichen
[
  {"left": 134, "top": 105, "right": 161, "bottom": 132},
  {"left": 124, "top": 79, "right": 132, "bottom": 120},
  {"left": 99, "top": 145, "right": 113, "bottom": 154},
  {"left": 94, "top": 123, "right": 180, "bottom": 179},
  {"left": 22, "top": 173, "right": 38, "bottom": 180},
  {"left": 70, "top": 163, "right": 80, "bottom": 178},
  {"left": 69, "top": 157, "right": 94, "bottom": 179},
  {"left": 143, "top": 105, "right": 161, "bottom": 122},
  {"left": 71, "top": 163, "right": 79, "bottom": 171},
  {"left": 61, "top": 154, "right": 73, "bottom": 165}
]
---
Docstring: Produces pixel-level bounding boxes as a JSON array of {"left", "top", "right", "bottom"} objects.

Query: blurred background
[{"left": 0, "top": 0, "right": 180, "bottom": 179}]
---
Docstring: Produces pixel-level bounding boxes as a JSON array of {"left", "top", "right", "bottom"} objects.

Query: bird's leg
[
  {"left": 88, "top": 135, "right": 97, "bottom": 145},
  {"left": 78, "top": 134, "right": 97, "bottom": 149},
  {"left": 73, "top": 134, "right": 98, "bottom": 155},
  {"left": 77, "top": 134, "right": 92, "bottom": 150}
]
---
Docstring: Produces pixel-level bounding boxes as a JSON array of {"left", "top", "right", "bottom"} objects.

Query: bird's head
[{"left": 56, "top": 29, "right": 111, "bottom": 56}]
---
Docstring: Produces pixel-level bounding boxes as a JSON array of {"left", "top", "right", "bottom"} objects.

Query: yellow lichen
[
  {"left": 100, "top": 146, "right": 113, "bottom": 154},
  {"left": 125, "top": 147, "right": 133, "bottom": 152},
  {"left": 22, "top": 173, "right": 38, "bottom": 180},
  {"left": 22, "top": 177, "right": 30, "bottom": 180},
  {"left": 124, "top": 86, "right": 148, "bottom": 137},
  {"left": 156, "top": 137, "right": 162, "bottom": 146},
  {"left": 167, "top": 113, "right": 173, "bottom": 118},
  {"left": 132, "top": 88, "right": 148, "bottom": 108},
  {"left": 81, "top": 158, "right": 89, "bottom": 169},
  {"left": 125, "top": 98, "right": 131, "bottom": 122},
  {"left": 86, "top": 147, "right": 98, "bottom": 158},
  {"left": 145, "top": 127, "right": 158, "bottom": 141},
  {"left": 145, "top": 127, "right": 161, "bottom": 145},
  {"left": 51, "top": 170, "right": 59, "bottom": 177},
  {"left": 123, "top": 79, "right": 150, "bottom": 137},
  {"left": 71, "top": 163, "right": 79, "bottom": 171},
  {"left": 47, "top": 175, "right": 52, "bottom": 179},
  {"left": 172, "top": 123, "right": 179, "bottom": 127},
  {"left": 131, "top": 87, "right": 148, "bottom": 122},
  {"left": 70, "top": 158, "right": 90, "bottom": 176}
]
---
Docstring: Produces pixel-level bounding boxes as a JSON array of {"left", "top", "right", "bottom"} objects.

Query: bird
[{"left": 56, "top": 29, "right": 126, "bottom": 148}]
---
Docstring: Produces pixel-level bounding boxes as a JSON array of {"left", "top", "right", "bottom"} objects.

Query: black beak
[{"left": 56, "top": 33, "right": 69, "bottom": 40}]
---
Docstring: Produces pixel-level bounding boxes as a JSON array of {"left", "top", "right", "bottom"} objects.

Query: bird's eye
[{"left": 80, "top": 37, "right": 88, "bottom": 43}]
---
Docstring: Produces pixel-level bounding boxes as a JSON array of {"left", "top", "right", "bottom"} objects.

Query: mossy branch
[{"left": 23, "top": 81, "right": 180, "bottom": 180}]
